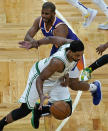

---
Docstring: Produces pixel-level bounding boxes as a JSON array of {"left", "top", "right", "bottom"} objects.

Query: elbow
[
  {"left": 36, "top": 76, "right": 41, "bottom": 83},
  {"left": 36, "top": 76, "right": 44, "bottom": 84}
]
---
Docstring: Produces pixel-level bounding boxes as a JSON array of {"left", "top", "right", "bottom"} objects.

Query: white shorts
[{"left": 19, "top": 63, "right": 71, "bottom": 109}]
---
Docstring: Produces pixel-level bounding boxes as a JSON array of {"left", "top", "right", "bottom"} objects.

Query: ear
[{"left": 53, "top": 12, "right": 56, "bottom": 16}]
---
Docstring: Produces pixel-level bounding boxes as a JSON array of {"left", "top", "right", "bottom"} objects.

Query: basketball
[{"left": 50, "top": 101, "right": 71, "bottom": 120}]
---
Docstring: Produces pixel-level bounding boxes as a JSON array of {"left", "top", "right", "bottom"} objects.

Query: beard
[
  {"left": 72, "top": 58, "right": 80, "bottom": 62},
  {"left": 43, "top": 15, "right": 53, "bottom": 23}
]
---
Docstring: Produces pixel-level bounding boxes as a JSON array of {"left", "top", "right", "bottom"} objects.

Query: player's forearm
[
  {"left": 48, "top": 36, "right": 72, "bottom": 45},
  {"left": 37, "top": 36, "right": 59, "bottom": 46},
  {"left": 26, "top": 36, "right": 55, "bottom": 48},
  {"left": 36, "top": 77, "right": 44, "bottom": 97},
  {"left": 68, "top": 79, "right": 89, "bottom": 91},
  {"left": 104, "top": 42, "right": 108, "bottom": 49},
  {"left": 37, "top": 37, "right": 51, "bottom": 46},
  {"left": 24, "top": 33, "right": 36, "bottom": 43},
  {"left": 38, "top": 36, "right": 72, "bottom": 46},
  {"left": 25, "top": 36, "right": 72, "bottom": 48}
]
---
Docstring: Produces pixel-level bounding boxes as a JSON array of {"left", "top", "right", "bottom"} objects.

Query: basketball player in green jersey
[{"left": 0, "top": 37, "right": 102, "bottom": 130}]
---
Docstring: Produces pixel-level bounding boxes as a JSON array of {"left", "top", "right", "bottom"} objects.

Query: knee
[{"left": 12, "top": 103, "right": 31, "bottom": 121}]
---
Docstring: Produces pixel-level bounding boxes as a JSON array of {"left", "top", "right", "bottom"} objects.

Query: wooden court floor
[{"left": 0, "top": 0, "right": 108, "bottom": 131}]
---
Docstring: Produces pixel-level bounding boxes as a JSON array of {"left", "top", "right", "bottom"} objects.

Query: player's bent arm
[
  {"left": 36, "top": 58, "right": 65, "bottom": 97},
  {"left": 68, "top": 78, "right": 89, "bottom": 91},
  {"left": 19, "top": 36, "right": 72, "bottom": 49},
  {"left": 31, "top": 24, "right": 70, "bottom": 48},
  {"left": 52, "top": 24, "right": 69, "bottom": 47},
  {"left": 24, "top": 17, "right": 41, "bottom": 43}
]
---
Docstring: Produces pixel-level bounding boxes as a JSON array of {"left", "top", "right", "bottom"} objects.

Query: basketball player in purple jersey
[{"left": 24, "top": 2, "right": 84, "bottom": 70}]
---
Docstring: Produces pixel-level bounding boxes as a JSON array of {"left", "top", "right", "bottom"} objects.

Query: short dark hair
[
  {"left": 66, "top": 40, "right": 84, "bottom": 52},
  {"left": 42, "top": 2, "right": 56, "bottom": 12}
]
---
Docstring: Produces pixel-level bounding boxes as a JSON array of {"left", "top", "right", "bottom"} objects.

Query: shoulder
[
  {"left": 53, "top": 20, "right": 68, "bottom": 36},
  {"left": 52, "top": 49, "right": 67, "bottom": 64},
  {"left": 50, "top": 57, "right": 65, "bottom": 72},
  {"left": 55, "top": 23, "right": 68, "bottom": 30},
  {"left": 54, "top": 17, "right": 68, "bottom": 29},
  {"left": 50, "top": 57, "right": 64, "bottom": 65}
]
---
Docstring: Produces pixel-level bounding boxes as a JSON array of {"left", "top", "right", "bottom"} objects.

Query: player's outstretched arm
[
  {"left": 96, "top": 41, "right": 108, "bottom": 55},
  {"left": 38, "top": 36, "right": 72, "bottom": 46},
  {"left": 68, "top": 78, "right": 90, "bottom": 91},
  {"left": 19, "top": 36, "right": 72, "bottom": 49}
]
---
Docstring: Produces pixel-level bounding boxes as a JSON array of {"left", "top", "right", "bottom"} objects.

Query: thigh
[{"left": 19, "top": 63, "right": 39, "bottom": 109}]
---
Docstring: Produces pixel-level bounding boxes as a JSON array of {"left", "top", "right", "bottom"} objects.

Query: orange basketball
[{"left": 50, "top": 101, "right": 71, "bottom": 120}]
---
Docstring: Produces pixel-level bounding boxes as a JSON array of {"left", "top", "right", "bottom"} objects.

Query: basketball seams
[
  {"left": 64, "top": 102, "right": 71, "bottom": 117},
  {"left": 52, "top": 106, "right": 66, "bottom": 120},
  {"left": 50, "top": 101, "right": 71, "bottom": 120},
  {"left": 53, "top": 104, "right": 66, "bottom": 119}
]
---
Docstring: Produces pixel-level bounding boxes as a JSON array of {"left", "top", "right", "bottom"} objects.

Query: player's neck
[{"left": 45, "top": 16, "right": 55, "bottom": 29}]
